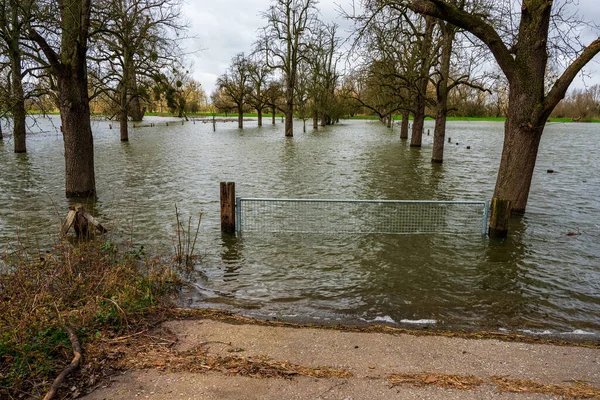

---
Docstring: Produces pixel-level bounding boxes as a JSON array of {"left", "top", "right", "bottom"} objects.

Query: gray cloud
[{"left": 184, "top": 0, "right": 600, "bottom": 94}]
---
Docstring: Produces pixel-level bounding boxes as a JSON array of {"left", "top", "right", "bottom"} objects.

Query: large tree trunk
[
  {"left": 312, "top": 111, "right": 318, "bottom": 129},
  {"left": 493, "top": 78, "right": 545, "bottom": 214},
  {"left": 119, "top": 82, "right": 129, "bottom": 142},
  {"left": 410, "top": 106, "right": 425, "bottom": 147},
  {"left": 272, "top": 105, "right": 276, "bottom": 125},
  {"left": 285, "top": 87, "right": 293, "bottom": 136},
  {"left": 432, "top": 26, "right": 454, "bottom": 163},
  {"left": 494, "top": 119, "right": 544, "bottom": 214},
  {"left": 58, "top": 72, "right": 96, "bottom": 197},
  {"left": 400, "top": 112, "right": 409, "bottom": 139},
  {"left": 9, "top": 39, "right": 26, "bottom": 153},
  {"left": 237, "top": 104, "right": 244, "bottom": 129},
  {"left": 257, "top": 108, "right": 263, "bottom": 127}
]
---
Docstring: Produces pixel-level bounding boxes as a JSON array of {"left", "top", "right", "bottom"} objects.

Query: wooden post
[
  {"left": 212, "top": 115, "right": 216, "bottom": 132},
  {"left": 220, "top": 182, "right": 236, "bottom": 233},
  {"left": 488, "top": 198, "right": 511, "bottom": 238}
]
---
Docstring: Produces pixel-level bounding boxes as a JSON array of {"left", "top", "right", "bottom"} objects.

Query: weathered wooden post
[
  {"left": 212, "top": 115, "right": 216, "bottom": 132},
  {"left": 220, "top": 182, "right": 236, "bottom": 233},
  {"left": 488, "top": 198, "right": 511, "bottom": 238}
]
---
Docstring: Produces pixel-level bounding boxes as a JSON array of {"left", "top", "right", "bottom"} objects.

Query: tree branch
[
  {"left": 43, "top": 326, "right": 82, "bottom": 400},
  {"left": 404, "top": 0, "right": 516, "bottom": 80},
  {"left": 544, "top": 38, "right": 600, "bottom": 116}
]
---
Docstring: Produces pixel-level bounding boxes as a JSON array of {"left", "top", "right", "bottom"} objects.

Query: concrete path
[{"left": 83, "top": 319, "right": 600, "bottom": 400}]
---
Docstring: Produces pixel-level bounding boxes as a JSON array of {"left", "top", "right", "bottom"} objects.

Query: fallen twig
[{"left": 43, "top": 326, "right": 82, "bottom": 400}]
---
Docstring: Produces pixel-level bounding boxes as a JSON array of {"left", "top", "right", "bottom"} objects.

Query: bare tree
[
  {"left": 260, "top": 0, "right": 319, "bottom": 137},
  {"left": 90, "top": 0, "right": 186, "bottom": 141},
  {"left": 247, "top": 57, "right": 272, "bottom": 127},
  {"left": 398, "top": 0, "right": 600, "bottom": 213},
  {"left": 216, "top": 53, "right": 252, "bottom": 129}
]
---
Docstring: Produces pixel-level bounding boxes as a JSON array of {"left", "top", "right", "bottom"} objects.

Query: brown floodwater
[{"left": 1, "top": 116, "right": 599, "bottom": 338}]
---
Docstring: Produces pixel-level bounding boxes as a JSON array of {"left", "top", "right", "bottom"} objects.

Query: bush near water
[{"left": 0, "top": 239, "right": 181, "bottom": 399}]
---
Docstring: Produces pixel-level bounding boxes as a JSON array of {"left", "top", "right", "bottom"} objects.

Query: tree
[
  {"left": 91, "top": 0, "right": 185, "bottom": 141},
  {"left": 246, "top": 58, "right": 272, "bottom": 127},
  {"left": 265, "top": 79, "right": 284, "bottom": 124},
  {"left": 0, "top": 0, "right": 34, "bottom": 153},
  {"left": 392, "top": 0, "right": 600, "bottom": 213},
  {"left": 260, "top": 0, "right": 319, "bottom": 137},
  {"left": 210, "top": 87, "right": 235, "bottom": 116},
  {"left": 307, "top": 22, "right": 340, "bottom": 128},
  {"left": 28, "top": 0, "right": 96, "bottom": 197},
  {"left": 216, "top": 53, "right": 251, "bottom": 129}
]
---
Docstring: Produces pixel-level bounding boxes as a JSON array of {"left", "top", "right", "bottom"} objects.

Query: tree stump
[{"left": 61, "top": 204, "right": 107, "bottom": 237}]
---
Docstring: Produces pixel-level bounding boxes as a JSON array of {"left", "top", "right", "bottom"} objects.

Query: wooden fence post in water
[
  {"left": 220, "top": 182, "right": 236, "bottom": 233},
  {"left": 488, "top": 198, "right": 511, "bottom": 238}
]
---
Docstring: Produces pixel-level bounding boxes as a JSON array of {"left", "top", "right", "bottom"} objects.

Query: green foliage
[{"left": 0, "top": 240, "right": 180, "bottom": 398}]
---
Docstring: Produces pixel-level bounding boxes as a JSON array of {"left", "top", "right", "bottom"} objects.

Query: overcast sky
[{"left": 182, "top": 0, "right": 600, "bottom": 95}]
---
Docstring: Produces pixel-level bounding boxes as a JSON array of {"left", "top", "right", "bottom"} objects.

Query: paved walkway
[{"left": 83, "top": 319, "right": 600, "bottom": 399}]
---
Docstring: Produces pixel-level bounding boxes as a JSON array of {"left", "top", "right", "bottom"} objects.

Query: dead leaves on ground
[
  {"left": 88, "top": 326, "right": 351, "bottom": 381},
  {"left": 388, "top": 373, "right": 600, "bottom": 399}
]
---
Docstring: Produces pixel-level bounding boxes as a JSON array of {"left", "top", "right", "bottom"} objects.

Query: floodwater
[{"left": 1, "top": 116, "right": 599, "bottom": 338}]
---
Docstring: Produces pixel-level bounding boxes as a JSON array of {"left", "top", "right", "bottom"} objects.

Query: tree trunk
[
  {"left": 257, "top": 108, "right": 263, "bottom": 127},
  {"left": 119, "top": 82, "right": 129, "bottom": 142},
  {"left": 272, "top": 105, "right": 276, "bottom": 125},
  {"left": 9, "top": 39, "right": 26, "bottom": 153},
  {"left": 410, "top": 16, "right": 434, "bottom": 148},
  {"left": 493, "top": 86, "right": 545, "bottom": 214},
  {"left": 285, "top": 88, "right": 293, "bottom": 136},
  {"left": 320, "top": 111, "right": 326, "bottom": 127},
  {"left": 237, "top": 104, "right": 244, "bottom": 129},
  {"left": 494, "top": 123, "right": 543, "bottom": 214},
  {"left": 432, "top": 25, "right": 454, "bottom": 163},
  {"left": 410, "top": 106, "right": 425, "bottom": 147},
  {"left": 386, "top": 114, "right": 392, "bottom": 128},
  {"left": 119, "top": 108, "right": 128, "bottom": 142},
  {"left": 400, "top": 112, "right": 409, "bottom": 139},
  {"left": 431, "top": 107, "right": 447, "bottom": 163},
  {"left": 312, "top": 111, "right": 318, "bottom": 129},
  {"left": 58, "top": 73, "right": 96, "bottom": 197}
]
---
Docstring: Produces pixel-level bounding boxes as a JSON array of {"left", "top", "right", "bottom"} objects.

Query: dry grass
[{"left": 0, "top": 239, "right": 180, "bottom": 399}]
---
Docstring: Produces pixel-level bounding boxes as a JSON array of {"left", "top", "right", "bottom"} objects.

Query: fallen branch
[{"left": 43, "top": 327, "right": 82, "bottom": 400}]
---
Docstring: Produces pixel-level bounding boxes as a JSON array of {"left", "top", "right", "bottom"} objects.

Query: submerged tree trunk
[
  {"left": 410, "top": 16, "right": 434, "bottom": 148},
  {"left": 237, "top": 105, "right": 244, "bottom": 129},
  {"left": 272, "top": 105, "right": 276, "bottom": 125},
  {"left": 410, "top": 106, "right": 425, "bottom": 147},
  {"left": 9, "top": 39, "right": 26, "bottom": 153},
  {"left": 432, "top": 26, "right": 454, "bottom": 163},
  {"left": 119, "top": 82, "right": 129, "bottom": 142},
  {"left": 400, "top": 112, "right": 409, "bottom": 139},
  {"left": 257, "top": 108, "right": 263, "bottom": 127},
  {"left": 285, "top": 86, "right": 293, "bottom": 136}
]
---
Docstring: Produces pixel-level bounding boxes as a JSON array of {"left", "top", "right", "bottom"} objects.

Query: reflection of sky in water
[{"left": 1, "top": 117, "right": 599, "bottom": 337}]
